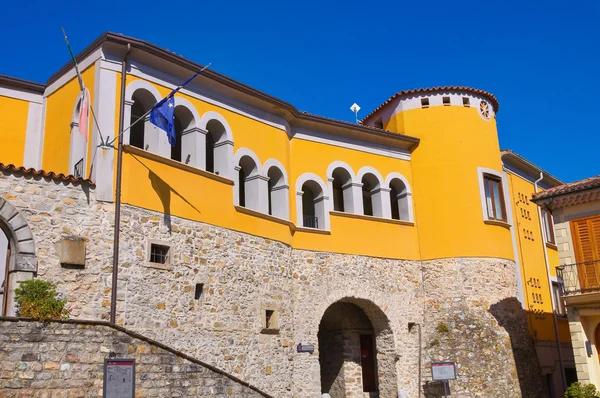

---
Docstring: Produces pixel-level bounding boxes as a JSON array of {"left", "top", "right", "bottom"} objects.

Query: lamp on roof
[{"left": 350, "top": 103, "right": 361, "bottom": 124}]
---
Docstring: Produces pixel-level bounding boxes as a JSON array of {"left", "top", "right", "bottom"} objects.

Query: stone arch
[
  {"left": 263, "top": 159, "right": 289, "bottom": 220},
  {"left": 295, "top": 172, "right": 329, "bottom": 230},
  {"left": 0, "top": 198, "right": 37, "bottom": 316},
  {"left": 385, "top": 172, "right": 414, "bottom": 222},
  {"left": 198, "top": 111, "right": 234, "bottom": 143},
  {"left": 316, "top": 296, "right": 398, "bottom": 397}
]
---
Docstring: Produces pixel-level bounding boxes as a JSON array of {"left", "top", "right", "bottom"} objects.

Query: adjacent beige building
[{"left": 533, "top": 175, "right": 600, "bottom": 387}]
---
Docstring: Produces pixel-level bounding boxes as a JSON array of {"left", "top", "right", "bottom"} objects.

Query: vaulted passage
[{"left": 318, "top": 299, "right": 397, "bottom": 397}]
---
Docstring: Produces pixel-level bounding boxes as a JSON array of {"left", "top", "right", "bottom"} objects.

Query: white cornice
[
  {"left": 0, "top": 86, "right": 43, "bottom": 104},
  {"left": 44, "top": 48, "right": 104, "bottom": 97}
]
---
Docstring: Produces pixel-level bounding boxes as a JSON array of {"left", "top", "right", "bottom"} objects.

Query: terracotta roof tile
[
  {"left": 362, "top": 86, "right": 500, "bottom": 123},
  {"left": 532, "top": 175, "right": 600, "bottom": 201},
  {"left": 0, "top": 163, "right": 94, "bottom": 185}
]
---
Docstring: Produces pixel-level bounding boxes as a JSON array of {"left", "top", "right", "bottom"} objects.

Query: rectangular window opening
[
  {"left": 552, "top": 282, "right": 566, "bottom": 315},
  {"left": 194, "top": 283, "right": 204, "bottom": 300},
  {"left": 462, "top": 97, "right": 470, "bottom": 107},
  {"left": 421, "top": 98, "right": 429, "bottom": 108},
  {"left": 542, "top": 209, "right": 556, "bottom": 245},
  {"left": 150, "top": 243, "right": 170, "bottom": 264},
  {"left": 442, "top": 96, "right": 451, "bottom": 106}
]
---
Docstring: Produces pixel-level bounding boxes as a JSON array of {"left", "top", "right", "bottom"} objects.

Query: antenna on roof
[{"left": 350, "top": 103, "right": 361, "bottom": 124}]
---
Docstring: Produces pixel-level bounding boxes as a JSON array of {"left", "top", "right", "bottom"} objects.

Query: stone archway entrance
[{"left": 318, "top": 298, "right": 397, "bottom": 398}]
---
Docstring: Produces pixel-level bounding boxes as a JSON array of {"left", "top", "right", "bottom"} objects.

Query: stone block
[{"left": 59, "top": 237, "right": 86, "bottom": 267}]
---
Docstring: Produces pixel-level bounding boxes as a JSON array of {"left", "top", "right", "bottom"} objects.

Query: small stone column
[
  {"left": 346, "top": 182, "right": 363, "bottom": 215},
  {"left": 244, "top": 174, "right": 270, "bottom": 213},
  {"left": 122, "top": 100, "right": 134, "bottom": 145},
  {"left": 372, "top": 187, "right": 391, "bottom": 218},
  {"left": 214, "top": 139, "right": 234, "bottom": 178},
  {"left": 143, "top": 115, "right": 160, "bottom": 154},
  {"left": 269, "top": 184, "right": 290, "bottom": 220},
  {"left": 181, "top": 127, "right": 207, "bottom": 168}
]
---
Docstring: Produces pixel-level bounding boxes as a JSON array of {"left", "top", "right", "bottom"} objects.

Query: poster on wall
[
  {"left": 431, "top": 362, "right": 456, "bottom": 381},
  {"left": 103, "top": 358, "right": 135, "bottom": 398}
]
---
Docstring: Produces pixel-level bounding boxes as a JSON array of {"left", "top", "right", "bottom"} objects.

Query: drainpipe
[
  {"left": 110, "top": 43, "right": 131, "bottom": 325},
  {"left": 535, "top": 172, "right": 567, "bottom": 392}
]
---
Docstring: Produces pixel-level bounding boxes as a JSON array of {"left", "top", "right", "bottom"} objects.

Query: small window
[
  {"left": 194, "top": 283, "right": 204, "bottom": 300},
  {"left": 462, "top": 97, "right": 470, "bottom": 107},
  {"left": 552, "top": 282, "right": 565, "bottom": 315},
  {"left": 150, "top": 244, "right": 170, "bottom": 264},
  {"left": 265, "top": 310, "right": 275, "bottom": 328},
  {"left": 483, "top": 174, "right": 507, "bottom": 222},
  {"left": 262, "top": 309, "right": 279, "bottom": 332},
  {"left": 542, "top": 209, "right": 556, "bottom": 245},
  {"left": 421, "top": 98, "right": 429, "bottom": 108},
  {"left": 442, "top": 96, "right": 451, "bottom": 106},
  {"left": 374, "top": 119, "right": 384, "bottom": 129}
]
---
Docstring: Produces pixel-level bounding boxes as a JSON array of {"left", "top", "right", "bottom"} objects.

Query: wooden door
[
  {"left": 571, "top": 216, "right": 600, "bottom": 291},
  {"left": 360, "top": 334, "right": 377, "bottom": 393},
  {"left": 595, "top": 324, "right": 600, "bottom": 364},
  {"left": 1, "top": 245, "right": 10, "bottom": 316}
]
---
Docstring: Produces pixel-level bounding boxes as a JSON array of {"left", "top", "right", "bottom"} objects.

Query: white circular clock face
[{"left": 479, "top": 100, "right": 491, "bottom": 120}]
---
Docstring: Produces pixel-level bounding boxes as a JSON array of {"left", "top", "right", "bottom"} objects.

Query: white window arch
[
  {"left": 326, "top": 161, "right": 360, "bottom": 214},
  {"left": 123, "top": 80, "right": 167, "bottom": 157},
  {"left": 233, "top": 148, "right": 265, "bottom": 212},
  {"left": 357, "top": 167, "right": 387, "bottom": 217},
  {"left": 296, "top": 173, "right": 330, "bottom": 230},
  {"left": 69, "top": 95, "right": 87, "bottom": 178},
  {"left": 264, "top": 159, "right": 290, "bottom": 220},
  {"left": 385, "top": 172, "right": 414, "bottom": 222},
  {"left": 173, "top": 97, "right": 201, "bottom": 167},
  {"left": 198, "top": 111, "right": 234, "bottom": 179}
]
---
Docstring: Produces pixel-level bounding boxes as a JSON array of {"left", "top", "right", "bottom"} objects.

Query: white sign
[
  {"left": 431, "top": 362, "right": 456, "bottom": 381},
  {"left": 104, "top": 359, "right": 135, "bottom": 398}
]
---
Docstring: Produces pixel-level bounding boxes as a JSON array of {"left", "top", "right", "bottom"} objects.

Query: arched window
[
  {"left": 266, "top": 162, "right": 289, "bottom": 220},
  {"left": 204, "top": 119, "right": 234, "bottom": 178},
  {"left": 234, "top": 149, "right": 265, "bottom": 212},
  {"left": 172, "top": 106, "right": 195, "bottom": 163},
  {"left": 389, "top": 178, "right": 410, "bottom": 221},
  {"left": 332, "top": 168, "right": 352, "bottom": 212},
  {"left": 296, "top": 173, "right": 329, "bottom": 230},
  {"left": 69, "top": 96, "right": 87, "bottom": 178},
  {"left": 130, "top": 89, "right": 158, "bottom": 151},
  {"left": 361, "top": 173, "right": 384, "bottom": 217}
]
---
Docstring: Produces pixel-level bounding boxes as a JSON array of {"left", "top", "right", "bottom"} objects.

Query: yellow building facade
[{"left": 0, "top": 33, "right": 576, "bottom": 397}]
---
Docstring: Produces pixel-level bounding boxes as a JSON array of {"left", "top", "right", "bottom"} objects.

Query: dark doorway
[{"left": 360, "top": 334, "right": 377, "bottom": 392}]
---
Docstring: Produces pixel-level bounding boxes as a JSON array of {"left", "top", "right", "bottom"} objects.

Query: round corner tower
[{"left": 364, "top": 87, "right": 548, "bottom": 397}]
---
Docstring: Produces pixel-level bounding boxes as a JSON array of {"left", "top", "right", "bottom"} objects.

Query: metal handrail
[
  {"left": 557, "top": 259, "right": 600, "bottom": 295},
  {"left": 303, "top": 215, "right": 318, "bottom": 229}
]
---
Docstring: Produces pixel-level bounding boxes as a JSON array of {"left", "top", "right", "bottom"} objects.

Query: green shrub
[
  {"left": 436, "top": 322, "right": 450, "bottom": 333},
  {"left": 14, "top": 279, "right": 69, "bottom": 319},
  {"left": 565, "top": 382, "right": 600, "bottom": 398}
]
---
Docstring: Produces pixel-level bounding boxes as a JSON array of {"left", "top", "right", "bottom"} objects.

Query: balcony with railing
[
  {"left": 557, "top": 260, "right": 600, "bottom": 296},
  {"left": 303, "top": 215, "right": 319, "bottom": 229}
]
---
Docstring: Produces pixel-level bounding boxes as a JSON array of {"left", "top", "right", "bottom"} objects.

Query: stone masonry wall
[
  {"left": 0, "top": 171, "right": 544, "bottom": 397},
  {"left": 421, "top": 258, "right": 548, "bottom": 398},
  {"left": 0, "top": 318, "right": 268, "bottom": 397}
]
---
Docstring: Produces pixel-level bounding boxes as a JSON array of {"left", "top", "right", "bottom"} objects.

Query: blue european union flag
[{"left": 149, "top": 95, "right": 176, "bottom": 146}]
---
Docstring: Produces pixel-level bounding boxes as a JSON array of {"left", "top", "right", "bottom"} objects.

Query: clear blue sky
[{"left": 1, "top": 0, "right": 597, "bottom": 182}]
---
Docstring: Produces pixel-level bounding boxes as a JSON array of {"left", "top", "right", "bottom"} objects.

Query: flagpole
[{"left": 110, "top": 43, "right": 131, "bottom": 325}]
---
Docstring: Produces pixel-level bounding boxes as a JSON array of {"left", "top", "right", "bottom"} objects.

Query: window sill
[
  {"left": 330, "top": 211, "right": 414, "bottom": 226},
  {"left": 546, "top": 242, "right": 558, "bottom": 250},
  {"left": 294, "top": 226, "right": 331, "bottom": 235},
  {"left": 234, "top": 206, "right": 293, "bottom": 228},
  {"left": 123, "top": 145, "right": 234, "bottom": 186},
  {"left": 143, "top": 262, "right": 173, "bottom": 271},
  {"left": 483, "top": 219, "right": 511, "bottom": 229},
  {"left": 260, "top": 328, "right": 280, "bottom": 335}
]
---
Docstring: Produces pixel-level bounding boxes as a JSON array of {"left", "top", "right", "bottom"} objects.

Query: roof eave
[
  {"left": 0, "top": 75, "right": 45, "bottom": 94},
  {"left": 501, "top": 150, "right": 563, "bottom": 186}
]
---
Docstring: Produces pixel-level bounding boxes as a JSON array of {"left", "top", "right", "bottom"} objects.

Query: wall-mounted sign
[
  {"left": 431, "top": 362, "right": 456, "bottom": 381},
  {"left": 297, "top": 343, "right": 314, "bottom": 353},
  {"left": 103, "top": 358, "right": 135, "bottom": 398}
]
